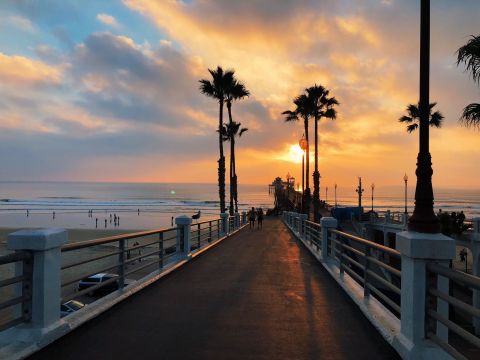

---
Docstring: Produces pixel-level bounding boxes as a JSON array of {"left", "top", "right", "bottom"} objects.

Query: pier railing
[
  {"left": 0, "top": 211, "right": 247, "bottom": 338},
  {"left": 333, "top": 229, "right": 402, "bottom": 315},
  {"left": 426, "top": 262, "right": 480, "bottom": 359},
  {"left": 283, "top": 211, "right": 479, "bottom": 359},
  {"left": 0, "top": 252, "right": 32, "bottom": 332}
]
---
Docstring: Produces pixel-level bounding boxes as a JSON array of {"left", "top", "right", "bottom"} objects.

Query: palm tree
[
  {"left": 306, "top": 85, "right": 338, "bottom": 222},
  {"left": 282, "top": 94, "right": 313, "bottom": 217},
  {"left": 224, "top": 78, "right": 250, "bottom": 215},
  {"left": 220, "top": 121, "right": 248, "bottom": 213},
  {"left": 399, "top": 102, "right": 444, "bottom": 133},
  {"left": 457, "top": 35, "right": 480, "bottom": 128},
  {"left": 199, "top": 66, "right": 234, "bottom": 214}
]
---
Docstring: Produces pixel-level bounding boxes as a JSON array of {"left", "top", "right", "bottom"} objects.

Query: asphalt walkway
[{"left": 30, "top": 218, "right": 399, "bottom": 360}]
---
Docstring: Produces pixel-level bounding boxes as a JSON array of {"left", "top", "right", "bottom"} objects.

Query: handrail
[
  {"left": 0, "top": 251, "right": 32, "bottom": 265},
  {"left": 331, "top": 229, "right": 401, "bottom": 257},
  {"left": 62, "top": 227, "right": 177, "bottom": 252},
  {"left": 427, "top": 262, "right": 480, "bottom": 291}
]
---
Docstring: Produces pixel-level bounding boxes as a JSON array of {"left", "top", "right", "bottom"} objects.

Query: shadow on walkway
[{"left": 30, "top": 218, "right": 399, "bottom": 360}]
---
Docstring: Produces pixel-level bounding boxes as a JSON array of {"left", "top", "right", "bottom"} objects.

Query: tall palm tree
[
  {"left": 224, "top": 78, "right": 250, "bottom": 215},
  {"left": 199, "top": 66, "right": 234, "bottom": 214},
  {"left": 282, "top": 94, "right": 313, "bottom": 217},
  {"left": 457, "top": 34, "right": 480, "bottom": 128},
  {"left": 220, "top": 121, "right": 248, "bottom": 213},
  {"left": 399, "top": 102, "right": 444, "bottom": 133},
  {"left": 306, "top": 85, "right": 338, "bottom": 222}
]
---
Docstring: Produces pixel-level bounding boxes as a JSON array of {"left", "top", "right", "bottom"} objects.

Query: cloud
[
  {"left": 0, "top": 53, "right": 62, "bottom": 86},
  {"left": 7, "top": 15, "right": 35, "bottom": 32},
  {"left": 96, "top": 13, "right": 120, "bottom": 27}
]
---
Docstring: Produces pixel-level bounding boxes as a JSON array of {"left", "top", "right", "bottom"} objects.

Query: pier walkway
[{"left": 30, "top": 218, "right": 398, "bottom": 360}]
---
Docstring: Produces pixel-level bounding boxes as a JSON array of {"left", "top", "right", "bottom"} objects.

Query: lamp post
[
  {"left": 325, "top": 186, "right": 328, "bottom": 206},
  {"left": 403, "top": 173, "right": 408, "bottom": 215},
  {"left": 371, "top": 183, "right": 375, "bottom": 212},
  {"left": 409, "top": 0, "right": 440, "bottom": 233},
  {"left": 356, "top": 177, "right": 364, "bottom": 214},
  {"left": 286, "top": 172, "right": 291, "bottom": 207},
  {"left": 299, "top": 135, "right": 307, "bottom": 213},
  {"left": 334, "top": 183, "right": 338, "bottom": 207}
]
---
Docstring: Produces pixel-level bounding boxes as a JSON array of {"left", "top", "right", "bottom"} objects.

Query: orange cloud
[{"left": 0, "top": 52, "right": 62, "bottom": 86}]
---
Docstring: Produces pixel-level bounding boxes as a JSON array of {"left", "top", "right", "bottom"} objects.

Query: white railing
[
  {"left": 283, "top": 211, "right": 479, "bottom": 359},
  {"left": 0, "top": 211, "right": 249, "bottom": 357}
]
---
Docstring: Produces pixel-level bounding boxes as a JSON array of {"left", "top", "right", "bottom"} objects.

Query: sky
[{"left": 0, "top": 0, "right": 479, "bottom": 190}]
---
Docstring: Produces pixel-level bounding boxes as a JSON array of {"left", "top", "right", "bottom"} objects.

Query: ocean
[{"left": 0, "top": 182, "right": 478, "bottom": 230}]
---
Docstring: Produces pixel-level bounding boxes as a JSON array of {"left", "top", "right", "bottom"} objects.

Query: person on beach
[
  {"left": 171, "top": 216, "right": 174, "bottom": 226},
  {"left": 104, "top": 219, "right": 107, "bottom": 228},
  {"left": 95, "top": 218, "right": 98, "bottom": 228},
  {"left": 249, "top": 207, "right": 256, "bottom": 229},
  {"left": 138, "top": 209, "right": 140, "bottom": 215},
  {"left": 26, "top": 209, "right": 29, "bottom": 217},
  {"left": 53, "top": 211, "right": 55, "bottom": 220},
  {"left": 257, "top": 208, "right": 264, "bottom": 229}
]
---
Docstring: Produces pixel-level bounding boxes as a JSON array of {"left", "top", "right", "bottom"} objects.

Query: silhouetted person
[
  {"left": 171, "top": 216, "right": 174, "bottom": 226},
  {"left": 53, "top": 211, "right": 55, "bottom": 220},
  {"left": 26, "top": 209, "right": 29, "bottom": 217},
  {"left": 105, "top": 219, "right": 107, "bottom": 228},
  {"left": 249, "top": 207, "right": 256, "bottom": 229},
  {"left": 118, "top": 216, "right": 120, "bottom": 225},
  {"left": 257, "top": 208, "right": 264, "bottom": 229},
  {"left": 95, "top": 218, "right": 98, "bottom": 228},
  {"left": 138, "top": 209, "right": 140, "bottom": 215},
  {"left": 110, "top": 214, "right": 112, "bottom": 223}
]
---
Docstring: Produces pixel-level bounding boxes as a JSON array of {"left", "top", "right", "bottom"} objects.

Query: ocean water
[
  {"left": 0, "top": 182, "right": 478, "bottom": 230},
  {"left": 0, "top": 182, "right": 273, "bottom": 230}
]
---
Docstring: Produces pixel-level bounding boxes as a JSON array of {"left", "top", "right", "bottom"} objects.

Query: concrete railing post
[
  {"left": 385, "top": 210, "right": 391, "bottom": 224},
  {"left": 235, "top": 213, "right": 240, "bottom": 229},
  {"left": 394, "top": 231, "right": 455, "bottom": 359},
  {"left": 241, "top": 211, "right": 247, "bottom": 225},
  {"left": 220, "top": 213, "right": 229, "bottom": 236},
  {"left": 6, "top": 229, "right": 67, "bottom": 340},
  {"left": 175, "top": 215, "right": 192, "bottom": 256},
  {"left": 299, "top": 214, "right": 307, "bottom": 240},
  {"left": 320, "top": 217, "right": 337, "bottom": 261},
  {"left": 472, "top": 218, "right": 480, "bottom": 335}
]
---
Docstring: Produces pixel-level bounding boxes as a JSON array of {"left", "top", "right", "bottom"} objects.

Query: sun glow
[{"left": 277, "top": 144, "right": 304, "bottom": 164}]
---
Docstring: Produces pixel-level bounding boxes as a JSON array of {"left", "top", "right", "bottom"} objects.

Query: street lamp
[
  {"left": 356, "top": 177, "right": 364, "bottom": 214},
  {"left": 403, "top": 173, "right": 408, "bottom": 214},
  {"left": 286, "top": 172, "right": 291, "bottom": 204},
  {"left": 371, "top": 183, "right": 375, "bottom": 212},
  {"left": 409, "top": 0, "right": 440, "bottom": 233},
  {"left": 334, "top": 183, "right": 338, "bottom": 207},
  {"left": 325, "top": 186, "right": 328, "bottom": 206},
  {"left": 299, "top": 134, "right": 307, "bottom": 196}
]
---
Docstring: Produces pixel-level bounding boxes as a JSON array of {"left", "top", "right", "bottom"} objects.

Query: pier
[
  {"left": 1, "top": 209, "right": 480, "bottom": 359},
  {"left": 25, "top": 218, "right": 399, "bottom": 360}
]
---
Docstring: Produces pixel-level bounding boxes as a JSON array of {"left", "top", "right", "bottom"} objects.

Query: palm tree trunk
[
  {"left": 304, "top": 118, "right": 311, "bottom": 219},
  {"left": 227, "top": 101, "right": 234, "bottom": 216},
  {"left": 218, "top": 100, "right": 226, "bottom": 214},
  {"left": 232, "top": 136, "right": 238, "bottom": 213},
  {"left": 313, "top": 115, "right": 320, "bottom": 222}
]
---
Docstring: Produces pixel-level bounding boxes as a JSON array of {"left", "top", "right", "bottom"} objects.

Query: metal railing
[
  {"left": 305, "top": 220, "right": 321, "bottom": 250},
  {"left": 60, "top": 227, "right": 178, "bottom": 302},
  {"left": 191, "top": 219, "right": 221, "bottom": 250},
  {"left": 0, "top": 251, "right": 33, "bottom": 332},
  {"left": 426, "top": 262, "right": 480, "bottom": 359},
  {"left": 332, "top": 229, "right": 402, "bottom": 316}
]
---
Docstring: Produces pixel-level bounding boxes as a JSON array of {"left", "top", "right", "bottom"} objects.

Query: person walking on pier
[
  {"left": 257, "top": 208, "right": 264, "bottom": 229},
  {"left": 249, "top": 207, "right": 256, "bottom": 229}
]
